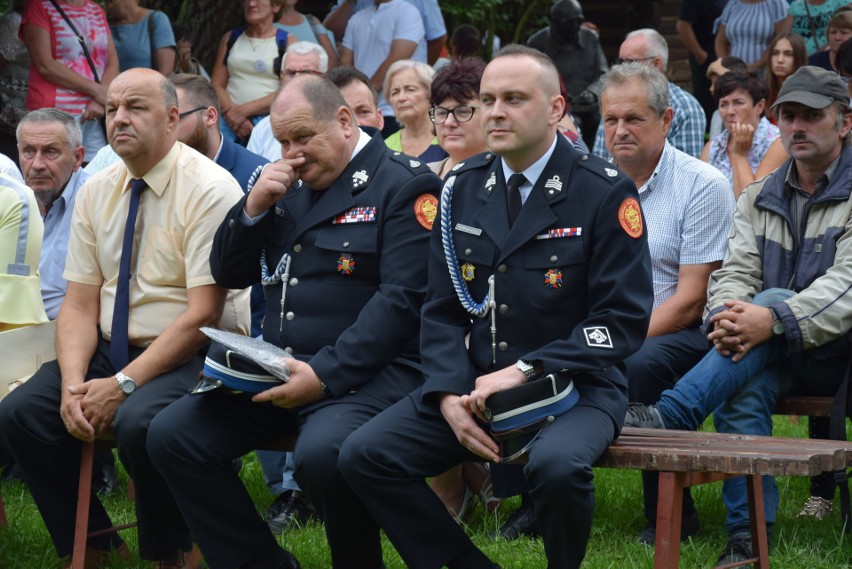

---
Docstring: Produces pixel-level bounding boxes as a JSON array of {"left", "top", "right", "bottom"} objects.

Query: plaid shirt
[
  {"left": 634, "top": 142, "right": 735, "bottom": 308},
  {"left": 593, "top": 82, "right": 707, "bottom": 160}
]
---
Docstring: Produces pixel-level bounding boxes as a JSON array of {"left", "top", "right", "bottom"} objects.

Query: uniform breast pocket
[
  {"left": 315, "top": 224, "right": 379, "bottom": 278},
  {"left": 522, "top": 238, "right": 586, "bottom": 308},
  {"left": 453, "top": 230, "right": 498, "bottom": 298},
  {"left": 138, "top": 227, "right": 185, "bottom": 286}
]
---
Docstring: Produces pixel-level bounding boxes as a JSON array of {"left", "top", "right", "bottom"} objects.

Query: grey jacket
[{"left": 705, "top": 145, "right": 852, "bottom": 358}]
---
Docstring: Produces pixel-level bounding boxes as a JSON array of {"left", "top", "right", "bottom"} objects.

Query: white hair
[
  {"left": 625, "top": 28, "right": 669, "bottom": 71},
  {"left": 282, "top": 41, "right": 329, "bottom": 73}
]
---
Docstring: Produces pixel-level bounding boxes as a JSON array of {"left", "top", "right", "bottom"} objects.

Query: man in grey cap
[{"left": 625, "top": 65, "right": 852, "bottom": 567}]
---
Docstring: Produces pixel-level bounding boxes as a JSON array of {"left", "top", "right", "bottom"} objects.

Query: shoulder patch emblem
[
  {"left": 617, "top": 197, "right": 643, "bottom": 238},
  {"left": 414, "top": 193, "right": 438, "bottom": 231}
]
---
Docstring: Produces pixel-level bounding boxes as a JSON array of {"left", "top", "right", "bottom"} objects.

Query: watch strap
[{"left": 115, "top": 371, "right": 138, "bottom": 394}]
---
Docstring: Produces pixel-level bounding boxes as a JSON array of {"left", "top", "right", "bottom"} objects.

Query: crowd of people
[{"left": 2, "top": 1, "right": 852, "bottom": 568}]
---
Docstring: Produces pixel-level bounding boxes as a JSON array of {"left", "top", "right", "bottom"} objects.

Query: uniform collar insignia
[
  {"left": 451, "top": 161, "right": 465, "bottom": 171},
  {"left": 484, "top": 171, "right": 497, "bottom": 196},
  {"left": 409, "top": 159, "right": 421, "bottom": 168},
  {"left": 352, "top": 169, "right": 369, "bottom": 188},
  {"left": 485, "top": 172, "right": 496, "bottom": 191},
  {"left": 605, "top": 168, "right": 618, "bottom": 178},
  {"left": 544, "top": 174, "right": 563, "bottom": 197}
]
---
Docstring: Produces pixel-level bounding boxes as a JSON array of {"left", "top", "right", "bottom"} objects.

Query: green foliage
[
  {"left": 438, "top": 0, "right": 551, "bottom": 59},
  {"left": 1, "top": 416, "right": 851, "bottom": 567}
]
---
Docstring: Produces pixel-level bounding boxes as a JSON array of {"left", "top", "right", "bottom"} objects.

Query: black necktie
[
  {"left": 506, "top": 173, "right": 526, "bottom": 226},
  {"left": 109, "top": 178, "right": 146, "bottom": 370}
]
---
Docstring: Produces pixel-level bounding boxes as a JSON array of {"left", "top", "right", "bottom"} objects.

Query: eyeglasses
[
  {"left": 178, "top": 106, "right": 206, "bottom": 119},
  {"left": 281, "top": 69, "right": 323, "bottom": 79},
  {"left": 429, "top": 105, "right": 478, "bottom": 125},
  {"left": 616, "top": 56, "right": 656, "bottom": 65}
]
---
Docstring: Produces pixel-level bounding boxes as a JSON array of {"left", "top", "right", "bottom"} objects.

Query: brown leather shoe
[
  {"left": 62, "top": 543, "right": 132, "bottom": 569},
  {"left": 157, "top": 544, "right": 202, "bottom": 569}
]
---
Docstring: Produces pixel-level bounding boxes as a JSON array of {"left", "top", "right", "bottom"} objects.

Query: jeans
[
  {"left": 257, "top": 451, "right": 301, "bottom": 496},
  {"left": 655, "top": 289, "right": 847, "bottom": 535},
  {"left": 626, "top": 327, "right": 708, "bottom": 522}
]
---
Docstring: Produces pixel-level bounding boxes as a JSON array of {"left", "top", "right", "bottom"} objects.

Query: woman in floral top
[
  {"left": 21, "top": 0, "right": 119, "bottom": 162},
  {"left": 701, "top": 71, "right": 788, "bottom": 198}
]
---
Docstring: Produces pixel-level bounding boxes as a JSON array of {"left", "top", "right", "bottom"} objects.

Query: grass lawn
[{"left": 1, "top": 416, "right": 851, "bottom": 568}]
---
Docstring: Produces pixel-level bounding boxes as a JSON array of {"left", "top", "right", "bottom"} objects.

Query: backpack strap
[
  {"left": 223, "top": 26, "right": 247, "bottom": 67},
  {"left": 224, "top": 26, "right": 285, "bottom": 77},
  {"left": 147, "top": 11, "right": 156, "bottom": 66},
  {"left": 272, "top": 28, "right": 289, "bottom": 76}
]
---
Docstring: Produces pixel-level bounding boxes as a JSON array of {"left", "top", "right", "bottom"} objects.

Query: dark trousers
[
  {"left": 0, "top": 338, "right": 202, "bottom": 559},
  {"left": 625, "top": 327, "right": 708, "bottom": 522},
  {"left": 688, "top": 54, "right": 715, "bottom": 135},
  {"left": 148, "top": 389, "right": 388, "bottom": 569},
  {"left": 810, "top": 416, "right": 836, "bottom": 498},
  {"left": 340, "top": 391, "right": 617, "bottom": 569}
]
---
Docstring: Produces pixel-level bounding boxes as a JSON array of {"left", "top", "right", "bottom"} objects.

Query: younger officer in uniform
[
  {"left": 339, "top": 45, "right": 653, "bottom": 569},
  {"left": 148, "top": 74, "right": 441, "bottom": 569}
]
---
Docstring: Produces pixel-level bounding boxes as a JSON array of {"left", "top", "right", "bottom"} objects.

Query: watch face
[
  {"left": 120, "top": 380, "right": 135, "bottom": 394},
  {"left": 773, "top": 321, "right": 784, "bottom": 335}
]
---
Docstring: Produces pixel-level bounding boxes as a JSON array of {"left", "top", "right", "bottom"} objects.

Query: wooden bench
[
  {"left": 596, "top": 427, "right": 852, "bottom": 569},
  {"left": 774, "top": 395, "right": 834, "bottom": 417}
]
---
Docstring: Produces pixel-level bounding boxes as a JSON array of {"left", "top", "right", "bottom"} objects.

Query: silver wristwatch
[
  {"left": 768, "top": 307, "right": 784, "bottom": 336},
  {"left": 516, "top": 359, "right": 536, "bottom": 380},
  {"left": 115, "top": 371, "right": 138, "bottom": 395}
]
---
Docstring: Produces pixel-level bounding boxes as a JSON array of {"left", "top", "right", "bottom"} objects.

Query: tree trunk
[{"left": 143, "top": 0, "right": 245, "bottom": 72}]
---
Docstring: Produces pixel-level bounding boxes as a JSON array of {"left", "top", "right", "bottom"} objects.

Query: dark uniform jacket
[
  {"left": 211, "top": 132, "right": 442, "bottom": 406},
  {"left": 420, "top": 134, "right": 653, "bottom": 427}
]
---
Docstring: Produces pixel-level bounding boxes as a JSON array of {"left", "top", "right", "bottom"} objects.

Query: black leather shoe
[
  {"left": 93, "top": 462, "right": 117, "bottom": 497},
  {"left": 495, "top": 500, "right": 538, "bottom": 540},
  {"left": 266, "top": 490, "right": 316, "bottom": 535},
  {"left": 715, "top": 532, "right": 754, "bottom": 567},
  {"left": 637, "top": 510, "right": 700, "bottom": 545}
]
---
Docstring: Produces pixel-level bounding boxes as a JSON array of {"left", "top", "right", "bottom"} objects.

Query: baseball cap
[{"left": 772, "top": 66, "right": 849, "bottom": 109}]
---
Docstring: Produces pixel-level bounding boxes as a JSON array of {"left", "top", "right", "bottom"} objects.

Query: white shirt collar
[{"left": 499, "top": 134, "right": 558, "bottom": 203}]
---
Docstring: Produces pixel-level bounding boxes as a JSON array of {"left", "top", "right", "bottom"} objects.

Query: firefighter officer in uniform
[
  {"left": 339, "top": 45, "right": 654, "bottom": 569},
  {"left": 147, "top": 74, "right": 442, "bottom": 569}
]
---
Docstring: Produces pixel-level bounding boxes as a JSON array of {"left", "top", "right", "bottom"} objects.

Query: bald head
[
  {"left": 270, "top": 74, "right": 358, "bottom": 190},
  {"left": 491, "top": 44, "right": 561, "bottom": 98},
  {"left": 620, "top": 29, "right": 668, "bottom": 71},
  {"left": 106, "top": 68, "right": 180, "bottom": 176},
  {"left": 273, "top": 74, "right": 349, "bottom": 123}
]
